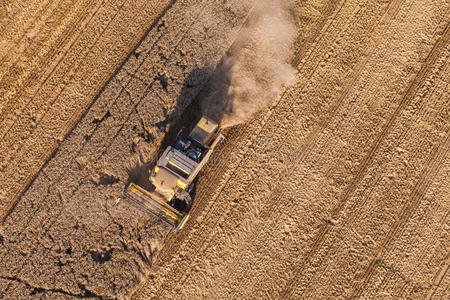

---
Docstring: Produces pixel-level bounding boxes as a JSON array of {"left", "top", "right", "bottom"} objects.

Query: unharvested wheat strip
[
  {"left": 0, "top": 0, "right": 51, "bottom": 57},
  {"left": 0, "top": 0, "right": 85, "bottom": 109},
  {"left": 0, "top": 0, "right": 62, "bottom": 70},
  {"left": 0, "top": 1, "right": 117, "bottom": 144},
  {"left": 0, "top": 0, "right": 54, "bottom": 68},
  {"left": 0, "top": 0, "right": 129, "bottom": 219},
  {"left": 0, "top": 0, "right": 103, "bottom": 161},
  {"left": 0, "top": 0, "right": 105, "bottom": 135}
]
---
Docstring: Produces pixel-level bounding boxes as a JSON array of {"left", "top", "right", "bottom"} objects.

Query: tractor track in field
[
  {"left": 337, "top": 53, "right": 449, "bottom": 238},
  {"left": 350, "top": 131, "right": 449, "bottom": 298},
  {"left": 1, "top": 0, "right": 449, "bottom": 298},
  {"left": 281, "top": 20, "right": 449, "bottom": 300},
  {"left": 334, "top": 61, "right": 448, "bottom": 298}
]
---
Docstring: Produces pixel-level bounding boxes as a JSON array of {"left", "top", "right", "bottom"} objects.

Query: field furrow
[{"left": 0, "top": 0, "right": 448, "bottom": 298}]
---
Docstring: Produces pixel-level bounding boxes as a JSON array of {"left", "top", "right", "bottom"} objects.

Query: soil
[{"left": 0, "top": 0, "right": 449, "bottom": 299}]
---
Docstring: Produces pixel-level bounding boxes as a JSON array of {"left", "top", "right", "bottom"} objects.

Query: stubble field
[{"left": 0, "top": 0, "right": 448, "bottom": 299}]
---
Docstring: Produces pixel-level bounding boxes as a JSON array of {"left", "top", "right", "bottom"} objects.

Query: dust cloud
[{"left": 202, "top": 0, "right": 297, "bottom": 128}]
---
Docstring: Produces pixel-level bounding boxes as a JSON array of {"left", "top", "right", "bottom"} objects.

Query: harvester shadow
[
  {"left": 126, "top": 160, "right": 153, "bottom": 191},
  {"left": 159, "top": 55, "right": 232, "bottom": 149},
  {"left": 124, "top": 66, "right": 209, "bottom": 191}
]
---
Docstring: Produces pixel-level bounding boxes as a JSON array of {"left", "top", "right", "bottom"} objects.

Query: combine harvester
[{"left": 119, "top": 116, "right": 224, "bottom": 232}]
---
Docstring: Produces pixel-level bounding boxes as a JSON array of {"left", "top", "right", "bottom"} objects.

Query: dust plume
[{"left": 202, "top": 0, "right": 297, "bottom": 128}]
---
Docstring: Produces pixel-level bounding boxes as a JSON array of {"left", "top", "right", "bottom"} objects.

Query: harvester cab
[{"left": 120, "top": 116, "right": 224, "bottom": 232}]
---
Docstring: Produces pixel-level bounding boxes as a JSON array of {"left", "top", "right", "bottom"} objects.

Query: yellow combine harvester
[{"left": 120, "top": 116, "right": 224, "bottom": 232}]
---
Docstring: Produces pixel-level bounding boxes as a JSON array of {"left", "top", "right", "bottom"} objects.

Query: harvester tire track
[
  {"left": 343, "top": 54, "right": 448, "bottom": 231},
  {"left": 426, "top": 254, "right": 450, "bottom": 300},
  {"left": 279, "top": 19, "right": 449, "bottom": 300},
  {"left": 332, "top": 23, "right": 449, "bottom": 232},
  {"left": 350, "top": 131, "right": 449, "bottom": 298},
  {"left": 347, "top": 54, "right": 449, "bottom": 296}
]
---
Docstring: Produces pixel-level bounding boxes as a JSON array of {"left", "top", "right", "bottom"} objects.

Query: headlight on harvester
[
  {"left": 177, "top": 180, "right": 187, "bottom": 190},
  {"left": 154, "top": 166, "right": 160, "bottom": 173}
]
